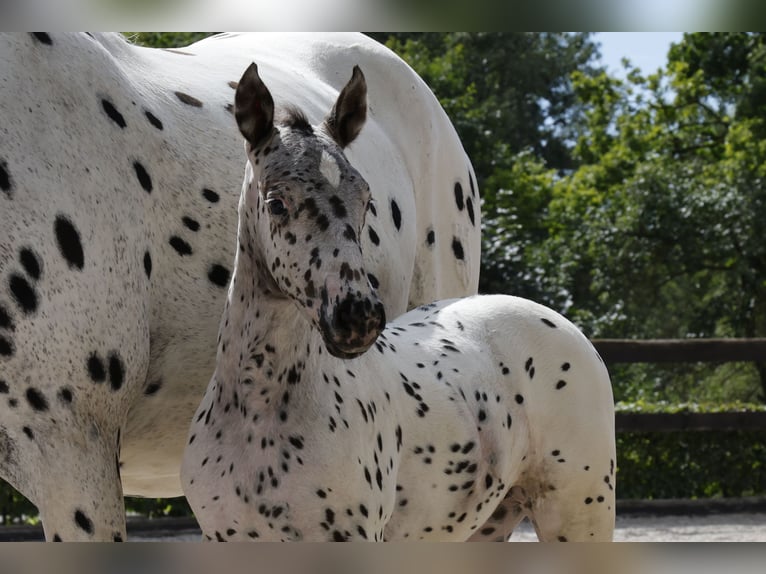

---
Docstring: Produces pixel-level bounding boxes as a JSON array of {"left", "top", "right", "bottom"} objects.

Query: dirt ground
[{"left": 509, "top": 512, "right": 766, "bottom": 542}]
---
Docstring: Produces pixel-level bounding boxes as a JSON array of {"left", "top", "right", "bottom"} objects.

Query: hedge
[{"left": 0, "top": 402, "right": 763, "bottom": 524}]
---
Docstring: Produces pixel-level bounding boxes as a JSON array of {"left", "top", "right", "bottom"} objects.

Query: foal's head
[{"left": 234, "top": 62, "right": 385, "bottom": 359}]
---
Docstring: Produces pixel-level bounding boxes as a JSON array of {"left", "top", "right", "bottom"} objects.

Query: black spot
[
  {"left": 0, "top": 305, "right": 12, "bottom": 330},
  {"left": 556, "top": 380, "right": 567, "bottom": 390},
  {"left": 143, "top": 251, "right": 152, "bottom": 279},
  {"left": 208, "top": 264, "right": 230, "bottom": 288},
  {"left": 54, "top": 216, "right": 84, "bottom": 270},
  {"left": 454, "top": 182, "right": 464, "bottom": 211},
  {"left": 87, "top": 353, "right": 106, "bottom": 383},
  {"left": 32, "top": 33, "right": 52, "bottom": 45},
  {"left": 515, "top": 394, "right": 524, "bottom": 404},
  {"left": 390, "top": 199, "right": 402, "bottom": 231},
  {"left": 466, "top": 197, "right": 475, "bottom": 226},
  {"left": 343, "top": 224, "right": 356, "bottom": 242},
  {"left": 202, "top": 188, "right": 220, "bottom": 203},
  {"left": 368, "top": 227, "right": 380, "bottom": 246},
  {"left": 145, "top": 110, "right": 163, "bottom": 130},
  {"left": 182, "top": 216, "right": 200, "bottom": 231},
  {"left": 329, "top": 196, "right": 347, "bottom": 218},
  {"left": 133, "top": 161, "right": 153, "bottom": 193},
  {"left": 22, "top": 426, "right": 34, "bottom": 439},
  {"left": 0, "top": 380, "right": 8, "bottom": 393},
  {"left": 0, "top": 336, "right": 13, "bottom": 357},
  {"left": 175, "top": 91, "right": 203, "bottom": 107},
  {"left": 52, "top": 534, "right": 61, "bottom": 542},
  {"left": 426, "top": 229, "right": 435, "bottom": 245},
  {"left": 59, "top": 388, "right": 73, "bottom": 403},
  {"left": 113, "top": 534, "right": 123, "bottom": 542},
  {"left": 317, "top": 214, "right": 330, "bottom": 231},
  {"left": 451, "top": 237, "right": 464, "bottom": 260},
  {"left": 0, "top": 161, "right": 10, "bottom": 197},
  {"left": 9, "top": 274, "right": 37, "bottom": 314},
  {"left": 367, "top": 273, "right": 379, "bottom": 290},
  {"left": 74, "top": 510, "right": 94, "bottom": 535},
  {"left": 169, "top": 236, "right": 193, "bottom": 256},
  {"left": 585, "top": 497, "right": 593, "bottom": 504},
  {"left": 101, "top": 99, "right": 126, "bottom": 128},
  {"left": 19, "top": 248, "right": 41, "bottom": 280},
  {"left": 541, "top": 317, "right": 557, "bottom": 328},
  {"left": 145, "top": 380, "right": 162, "bottom": 395},
  {"left": 25, "top": 388, "right": 48, "bottom": 412},
  {"left": 108, "top": 353, "right": 124, "bottom": 391},
  {"left": 561, "top": 362, "right": 570, "bottom": 371},
  {"left": 468, "top": 171, "right": 476, "bottom": 197}
]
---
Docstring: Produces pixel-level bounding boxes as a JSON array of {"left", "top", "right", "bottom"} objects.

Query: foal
[{"left": 181, "top": 63, "right": 616, "bottom": 542}]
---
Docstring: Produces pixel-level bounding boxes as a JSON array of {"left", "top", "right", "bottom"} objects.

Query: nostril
[{"left": 333, "top": 297, "right": 354, "bottom": 330}]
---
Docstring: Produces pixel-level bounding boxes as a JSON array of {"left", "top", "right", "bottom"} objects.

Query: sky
[{"left": 594, "top": 32, "right": 685, "bottom": 78}]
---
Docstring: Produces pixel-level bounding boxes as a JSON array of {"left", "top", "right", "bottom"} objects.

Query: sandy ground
[
  {"left": 131, "top": 513, "right": 766, "bottom": 542},
  {"left": 510, "top": 513, "right": 766, "bottom": 542}
]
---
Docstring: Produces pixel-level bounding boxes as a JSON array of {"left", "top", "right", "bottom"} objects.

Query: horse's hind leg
[
  {"left": 467, "top": 486, "right": 527, "bottom": 542},
  {"left": 527, "top": 462, "right": 616, "bottom": 542}
]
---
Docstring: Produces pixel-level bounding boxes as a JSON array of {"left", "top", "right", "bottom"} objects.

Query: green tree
[{"left": 532, "top": 33, "right": 766, "bottom": 402}]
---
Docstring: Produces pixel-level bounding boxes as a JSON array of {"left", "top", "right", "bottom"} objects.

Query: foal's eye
[{"left": 266, "top": 198, "right": 288, "bottom": 216}]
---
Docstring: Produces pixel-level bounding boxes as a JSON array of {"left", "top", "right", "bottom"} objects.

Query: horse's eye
[{"left": 266, "top": 198, "right": 287, "bottom": 216}]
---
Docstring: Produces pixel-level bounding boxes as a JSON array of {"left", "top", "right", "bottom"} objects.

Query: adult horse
[{"left": 0, "top": 32, "right": 479, "bottom": 540}]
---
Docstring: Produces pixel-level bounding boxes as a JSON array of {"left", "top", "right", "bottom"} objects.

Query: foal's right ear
[{"left": 234, "top": 62, "right": 275, "bottom": 150}]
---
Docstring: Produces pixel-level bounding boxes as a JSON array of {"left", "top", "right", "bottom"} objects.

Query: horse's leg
[
  {"left": 527, "top": 461, "right": 616, "bottom": 542},
  {"left": 37, "top": 426, "right": 126, "bottom": 541},
  {"left": 466, "top": 486, "right": 527, "bottom": 542},
  {"left": 1, "top": 416, "right": 127, "bottom": 541}
]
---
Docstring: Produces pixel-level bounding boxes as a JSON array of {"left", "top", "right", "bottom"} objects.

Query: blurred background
[{"left": 1, "top": 31, "right": 765, "bottom": 531}]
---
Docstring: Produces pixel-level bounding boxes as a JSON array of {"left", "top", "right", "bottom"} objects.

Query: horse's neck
[{"left": 215, "top": 250, "right": 320, "bottom": 413}]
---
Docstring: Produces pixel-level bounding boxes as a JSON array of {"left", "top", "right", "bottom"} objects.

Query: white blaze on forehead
[{"left": 319, "top": 150, "right": 341, "bottom": 188}]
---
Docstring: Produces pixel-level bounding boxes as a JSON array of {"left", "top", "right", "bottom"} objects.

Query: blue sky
[{"left": 594, "top": 32, "right": 685, "bottom": 77}]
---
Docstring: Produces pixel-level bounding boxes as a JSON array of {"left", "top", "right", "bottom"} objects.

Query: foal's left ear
[
  {"left": 323, "top": 66, "right": 367, "bottom": 148},
  {"left": 235, "top": 62, "right": 275, "bottom": 150}
]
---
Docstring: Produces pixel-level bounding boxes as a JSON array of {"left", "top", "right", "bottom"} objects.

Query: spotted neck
[{"left": 213, "top": 229, "right": 326, "bottom": 420}]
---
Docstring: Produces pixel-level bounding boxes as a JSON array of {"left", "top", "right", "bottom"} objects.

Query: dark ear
[
  {"left": 324, "top": 66, "right": 367, "bottom": 148},
  {"left": 234, "top": 62, "right": 275, "bottom": 149}
]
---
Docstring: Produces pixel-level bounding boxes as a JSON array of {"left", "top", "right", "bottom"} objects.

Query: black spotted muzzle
[{"left": 319, "top": 292, "right": 386, "bottom": 359}]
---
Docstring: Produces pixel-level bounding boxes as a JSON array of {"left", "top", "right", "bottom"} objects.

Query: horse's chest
[{"left": 190, "top": 429, "right": 394, "bottom": 541}]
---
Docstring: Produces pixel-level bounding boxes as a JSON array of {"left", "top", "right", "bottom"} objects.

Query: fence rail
[
  {"left": 592, "top": 338, "right": 766, "bottom": 364},
  {"left": 592, "top": 338, "right": 766, "bottom": 432},
  {"left": 616, "top": 411, "right": 766, "bottom": 432}
]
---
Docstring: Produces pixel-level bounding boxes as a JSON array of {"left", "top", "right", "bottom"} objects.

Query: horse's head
[{"left": 234, "top": 62, "right": 385, "bottom": 359}]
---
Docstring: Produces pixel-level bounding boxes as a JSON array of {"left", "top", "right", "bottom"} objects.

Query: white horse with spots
[
  {"left": 181, "top": 63, "right": 616, "bottom": 542},
  {"left": 0, "top": 33, "right": 479, "bottom": 540}
]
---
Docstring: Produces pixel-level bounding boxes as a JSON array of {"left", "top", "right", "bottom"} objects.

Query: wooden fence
[{"left": 591, "top": 338, "right": 766, "bottom": 432}]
